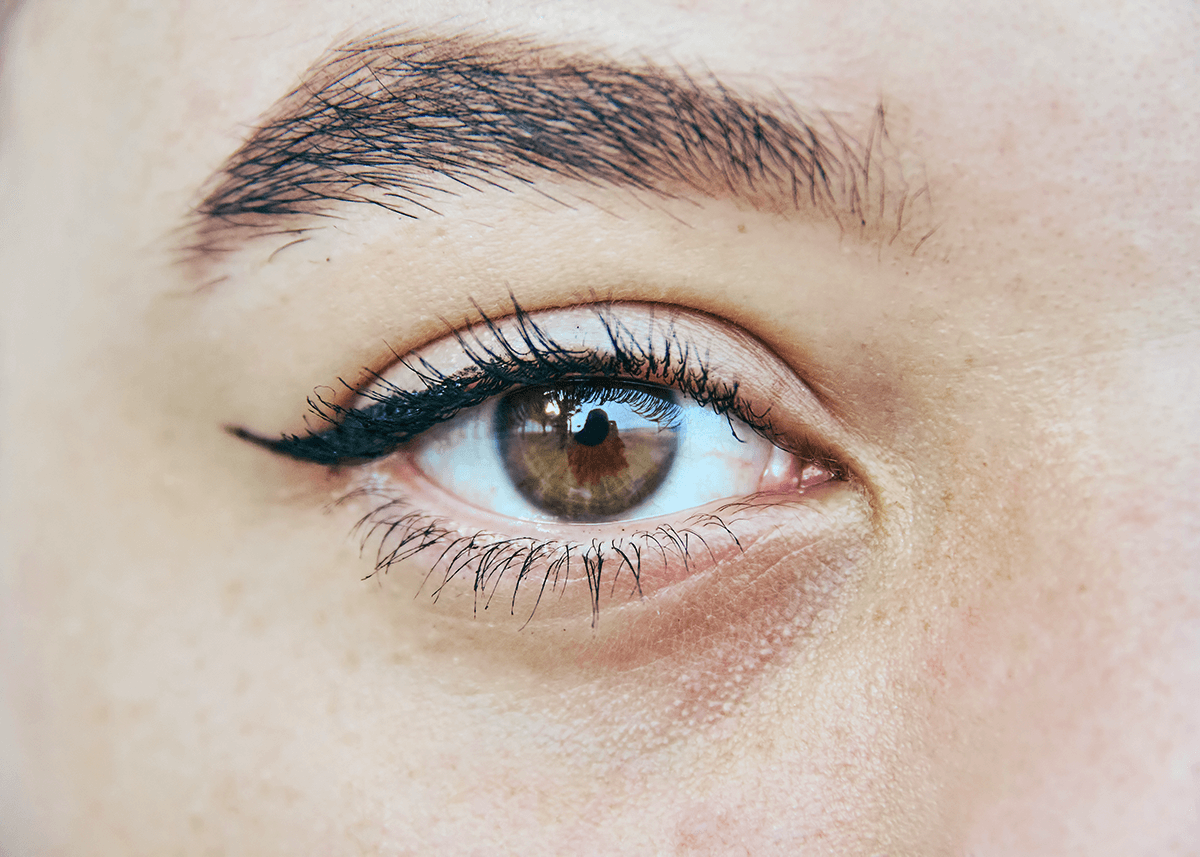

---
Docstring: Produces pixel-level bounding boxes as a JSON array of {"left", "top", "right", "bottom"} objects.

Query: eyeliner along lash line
[{"left": 230, "top": 300, "right": 786, "bottom": 467}]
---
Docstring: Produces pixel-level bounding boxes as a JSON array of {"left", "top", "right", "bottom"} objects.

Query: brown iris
[{"left": 495, "top": 381, "right": 681, "bottom": 520}]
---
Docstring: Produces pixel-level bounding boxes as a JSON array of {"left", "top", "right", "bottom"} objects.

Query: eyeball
[{"left": 411, "top": 378, "right": 788, "bottom": 524}]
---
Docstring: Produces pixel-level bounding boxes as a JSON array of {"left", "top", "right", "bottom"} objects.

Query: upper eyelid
[
  {"left": 230, "top": 303, "right": 750, "bottom": 465},
  {"left": 229, "top": 302, "right": 859, "bottom": 485},
  {"left": 352, "top": 302, "right": 760, "bottom": 426}
]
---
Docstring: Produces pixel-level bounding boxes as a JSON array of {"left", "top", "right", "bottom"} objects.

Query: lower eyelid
[
  {"left": 343, "top": 446, "right": 849, "bottom": 600},
  {"left": 337, "top": 473, "right": 869, "bottom": 684}
]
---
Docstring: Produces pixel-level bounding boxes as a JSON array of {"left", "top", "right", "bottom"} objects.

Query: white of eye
[{"left": 411, "top": 391, "right": 782, "bottom": 524}]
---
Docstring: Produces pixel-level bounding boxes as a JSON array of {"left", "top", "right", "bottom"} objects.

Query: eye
[
  {"left": 232, "top": 301, "right": 853, "bottom": 622},
  {"left": 411, "top": 379, "right": 797, "bottom": 523}
]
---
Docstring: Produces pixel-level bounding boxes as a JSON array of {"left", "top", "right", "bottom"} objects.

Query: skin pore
[{"left": 2, "top": 1, "right": 1199, "bottom": 855}]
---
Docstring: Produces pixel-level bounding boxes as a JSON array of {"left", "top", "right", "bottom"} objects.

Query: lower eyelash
[{"left": 340, "top": 488, "right": 753, "bottom": 625}]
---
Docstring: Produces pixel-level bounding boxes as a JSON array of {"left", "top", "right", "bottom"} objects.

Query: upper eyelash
[{"left": 229, "top": 300, "right": 778, "bottom": 464}]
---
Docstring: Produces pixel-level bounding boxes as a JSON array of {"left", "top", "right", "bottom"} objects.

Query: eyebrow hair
[{"left": 188, "top": 30, "right": 925, "bottom": 256}]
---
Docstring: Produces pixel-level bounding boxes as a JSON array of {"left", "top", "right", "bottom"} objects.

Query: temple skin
[{"left": 2, "top": 1, "right": 1199, "bottom": 855}]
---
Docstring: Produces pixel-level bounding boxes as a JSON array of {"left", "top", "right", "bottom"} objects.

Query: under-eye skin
[{"left": 232, "top": 302, "right": 854, "bottom": 623}]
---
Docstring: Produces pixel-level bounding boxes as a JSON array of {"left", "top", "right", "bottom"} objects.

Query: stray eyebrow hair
[{"left": 188, "top": 30, "right": 926, "bottom": 256}]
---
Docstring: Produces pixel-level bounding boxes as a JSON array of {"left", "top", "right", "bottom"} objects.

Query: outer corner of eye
[{"left": 758, "top": 445, "right": 841, "bottom": 496}]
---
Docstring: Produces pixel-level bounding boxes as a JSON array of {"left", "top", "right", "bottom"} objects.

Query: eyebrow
[{"left": 188, "top": 30, "right": 923, "bottom": 255}]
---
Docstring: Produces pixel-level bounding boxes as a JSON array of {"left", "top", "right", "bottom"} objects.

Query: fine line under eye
[{"left": 230, "top": 301, "right": 775, "bottom": 466}]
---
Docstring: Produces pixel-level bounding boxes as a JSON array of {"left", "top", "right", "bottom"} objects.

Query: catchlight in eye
[{"left": 496, "top": 381, "right": 681, "bottom": 521}]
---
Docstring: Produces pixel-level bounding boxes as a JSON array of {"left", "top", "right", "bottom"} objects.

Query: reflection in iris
[{"left": 496, "top": 382, "right": 681, "bottom": 520}]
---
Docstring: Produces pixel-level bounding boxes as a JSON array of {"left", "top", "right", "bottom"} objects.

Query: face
[{"left": 2, "top": 1, "right": 1198, "bottom": 854}]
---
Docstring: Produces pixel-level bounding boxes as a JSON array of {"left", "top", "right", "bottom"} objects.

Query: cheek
[
  {"left": 580, "top": 515, "right": 860, "bottom": 664},
  {"left": 539, "top": 512, "right": 869, "bottom": 760},
  {"left": 906, "top": 465, "right": 1200, "bottom": 851}
]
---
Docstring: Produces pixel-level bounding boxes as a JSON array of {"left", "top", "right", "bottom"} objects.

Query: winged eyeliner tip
[
  {"left": 227, "top": 423, "right": 344, "bottom": 465},
  {"left": 226, "top": 424, "right": 267, "bottom": 444}
]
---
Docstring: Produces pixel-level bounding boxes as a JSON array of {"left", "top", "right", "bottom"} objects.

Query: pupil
[
  {"left": 495, "top": 381, "right": 681, "bottom": 521},
  {"left": 573, "top": 409, "right": 611, "bottom": 447}
]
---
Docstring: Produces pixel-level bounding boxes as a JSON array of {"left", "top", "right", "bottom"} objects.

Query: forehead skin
[{"left": 2, "top": 1, "right": 1199, "bottom": 855}]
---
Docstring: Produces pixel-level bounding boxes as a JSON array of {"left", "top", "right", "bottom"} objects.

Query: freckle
[{"left": 737, "top": 223, "right": 747, "bottom": 233}]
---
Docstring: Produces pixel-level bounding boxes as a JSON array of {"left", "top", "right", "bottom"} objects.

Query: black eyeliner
[{"left": 230, "top": 302, "right": 774, "bottom": 465}]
